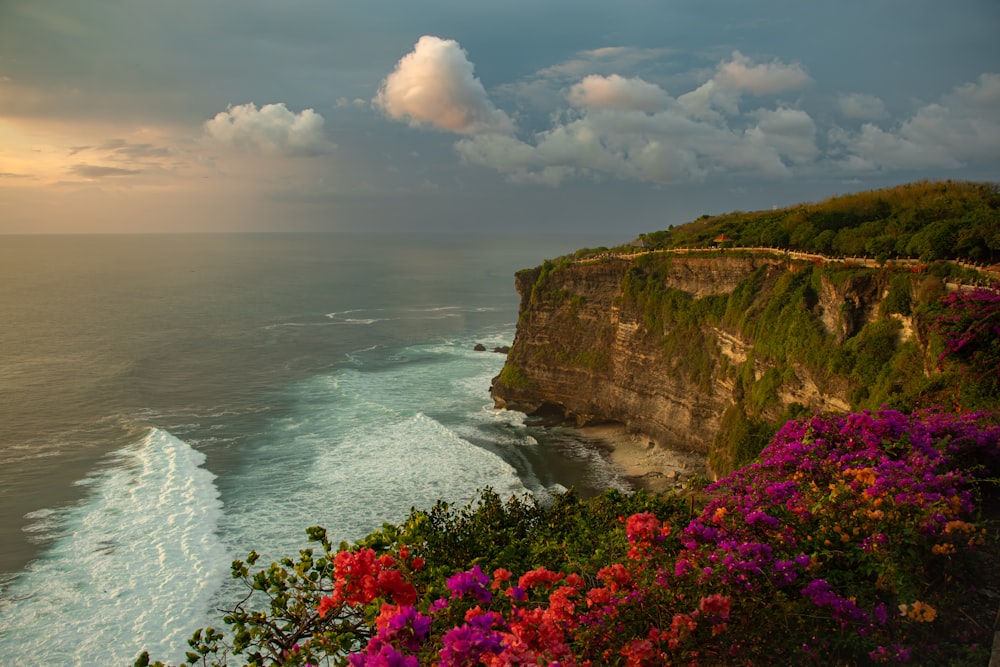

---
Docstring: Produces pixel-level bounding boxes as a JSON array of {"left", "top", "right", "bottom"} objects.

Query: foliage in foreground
[
  {"left": 140, "top": 408, "right": 1000, "bottom": 667},
  {"left": 935, "top": 287, "right": 1000, "bottom": 401}
]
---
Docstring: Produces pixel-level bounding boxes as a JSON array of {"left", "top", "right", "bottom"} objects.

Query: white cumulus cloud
[
  {"left": 677, "top": 52, "right": 811, "bottom": 120},
  {"left": 836, "top": 93, "right": 887, "bottom": 120},
  {"left": 381, "top": 37, "right": 995, "bottom": 189},
  {"left": 567, "top": 74, "right": 671, "bottom": 112},
  {"left": 204, "top": 102, "right": 330, "bottom": 156},
  {"left": 456, "top": 102, "right": 811, "bottom": 186},
  {"left": 714, "top": 50, "right": 812, "bottom": 95},
  {"left": 747, "top": 107, "right": 819, "bottom": 165},
  {"left": 374, "top": 35, "right": 515, "bottom": 135},
  {"left": 832, "top": 72, "right": 1000, "bottom": 171}
]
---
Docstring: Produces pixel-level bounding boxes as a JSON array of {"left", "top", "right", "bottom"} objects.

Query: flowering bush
[
  {"left": 141, "top": 408, "right": 999, "bottom": 667},
  {"left": 671, "top": 409, "right": 999, "bottom": 663},
  {"left": 390, "top": 410, "right": 998, "bottom": 665},
  {"left": 935, "top": 286, "right": 1000, "bottom": 401}
]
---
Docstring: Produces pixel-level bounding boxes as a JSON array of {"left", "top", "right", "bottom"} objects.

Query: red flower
[
  {"left": 317, "top": 595, "right": 338, "bottom": 619},
  {"left": 518, "top": 567, "right": 565, "bottom": 591},
  {"left": 491, "top": 568, "right": 513, "bottom": 590},
  {"left": 698, "top": 593, "right": 732, "bottom": 620}
]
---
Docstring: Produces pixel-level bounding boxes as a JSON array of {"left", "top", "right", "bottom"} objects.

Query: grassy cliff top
[{"left": 567, "top": 180, "right": 999, "bottom": 265}]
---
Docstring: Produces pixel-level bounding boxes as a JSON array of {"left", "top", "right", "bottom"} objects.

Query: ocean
[{"left": 0, "top": 232, "right": 629, "bottom": 665}]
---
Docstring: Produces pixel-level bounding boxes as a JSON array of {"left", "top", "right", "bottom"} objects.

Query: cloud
[
  {"left": 452, "top": 52, "right": 821, "bottom": 187},
  {"left": 377, "top": 37, "right": 994, "bottom": 189},
  {"left": 677, "top": 80, "right": 738, "bottom": 119},
  {"left": 336, "top": 97, "right": 368, "bottom": 109},
  {"left": 68, "top": 139, "right": 173, "bottom": 160},
  {"left": 677, "top": 52, "right": 812, "bottom": 120},
  {"left": 831, "top": 73, "right": 1000, "bottom": 171},
  {"left": 456, "top": 102, "right": 808, "bottom": 186},
  {"left": 747, "top": 107, "right": 818, "bottom": 165},
  {"left": 714, "top": 51, "right": 812, "bottom": 95},
  {"left": 374, "top": 35, "right": 515, "bottom": 135},
  {"left": 204, "top": 102, "right": 330, "bottom": 156},
  {"left": 836, "top": 93, "right": 886, "bottom": 121},
  {"left": 535, "top": 46, "right": 671, "bottom": 80},
  {"left": 537, "top": 47, "right": 633, "bottom": 80},
  {"left": 498, "top": 46, "right": 675, "bottom": 118},
  {"left": 567, "top": 75, "right": 671, "bottom": 112},
  {"left": 96, "top": 138, "right": 172, "bottom": 159},
  {"left": 70, "top": 164, "right": 142, "bottom": 179}
]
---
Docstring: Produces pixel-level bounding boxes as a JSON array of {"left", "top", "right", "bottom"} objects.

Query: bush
[
  {"left": 495, "top": 364, "right": 530, "bottom": 389},
  {"left": 142, "top": 410, "right": 1000, "bottom": 667},
  {"left": 935, "top": 287, "right": 1000, "bottom": 403}
]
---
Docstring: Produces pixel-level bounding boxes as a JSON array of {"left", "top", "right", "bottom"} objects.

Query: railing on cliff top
[{"left": 575, "top": 245, "right": 1000, "bottom": 287}]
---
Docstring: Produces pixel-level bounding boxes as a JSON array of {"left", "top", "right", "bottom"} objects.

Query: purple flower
[
  {"left": 506, "top": 585, "right": 526, "bottom": 602},
  {"left": 438, "top": 612, "right": 505, "bottom": 667},
  {"left": 744, "top": 510, "right": 780, "bottom": 529},
  {"left": 382, "top": 605, "right": 432, "bottom": 650},
  {"left": 348, "top": 644, "right": 419, "bottom": 667},
  {"left": 801, "top": 579, "right": 868, "bottom": 625},
  {"left": 446, "top": 565, "right": 492, "bottom": 604}
]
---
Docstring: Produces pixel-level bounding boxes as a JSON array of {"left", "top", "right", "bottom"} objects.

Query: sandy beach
[{"left": 577, "top": 424, "right": 708, "bottom": 494}]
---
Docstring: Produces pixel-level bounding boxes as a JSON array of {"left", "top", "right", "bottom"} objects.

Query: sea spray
[
  {"left": 0, "top": 428, "right": 226, "bottom": 666},
  {"left": 213, "top": 335, "right": 535, "bottom": 564},
  {"left": 0, "top": 233, "right": 629, "bottom": 664}
]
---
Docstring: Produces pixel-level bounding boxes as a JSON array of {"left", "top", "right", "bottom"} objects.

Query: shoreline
[{"left": 575, "top": 423, "right": 707, "bottom": 494}]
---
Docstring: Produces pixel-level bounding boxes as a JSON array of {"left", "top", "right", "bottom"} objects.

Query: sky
[{"left": 1, "top": 0, "right": 998, "bottom": 235}]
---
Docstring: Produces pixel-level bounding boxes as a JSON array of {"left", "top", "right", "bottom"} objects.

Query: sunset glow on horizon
[{"left": 2, "top": 1, "right": 998, "bottom": 234}]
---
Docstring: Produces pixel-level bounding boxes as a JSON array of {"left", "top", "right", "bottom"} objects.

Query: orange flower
[{"left": 900, "top": 601, "right": 937, "bottom": 622}]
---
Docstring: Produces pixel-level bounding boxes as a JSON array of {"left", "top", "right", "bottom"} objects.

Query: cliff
[{"left": 491, "top": 250, "right": 955, "bottom": 478}]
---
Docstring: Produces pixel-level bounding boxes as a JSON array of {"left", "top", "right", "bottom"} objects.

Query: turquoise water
[{"left": 0, "top": 233, "right": 626, "bottom": 665}]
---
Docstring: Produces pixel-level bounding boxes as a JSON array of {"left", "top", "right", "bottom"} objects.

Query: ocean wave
[{"left": 0, "top": 428, "right": 227, "bottom": 666}]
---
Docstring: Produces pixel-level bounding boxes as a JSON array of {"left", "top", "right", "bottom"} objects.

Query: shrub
[
  {"left": 882, "top": 273, "right": 914, "bottom": 316},
  {"left": 495, "top": 364, "right": 530, "bottom": 389},
  {"left": 935, "top": 287, "right": 1000, "bottom": 403},
  {"left": 142, "top": 410, "right": 1000, "bottom": 667}
]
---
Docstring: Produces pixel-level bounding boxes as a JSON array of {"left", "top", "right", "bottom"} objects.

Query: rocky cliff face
[{"left": 491, "top": 252, "right": 922, "bottom": 477}]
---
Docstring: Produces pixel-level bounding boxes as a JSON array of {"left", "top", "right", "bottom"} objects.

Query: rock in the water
[
  {"left": 492, "top": 346, "right": 511, "bottom": 354},
  {"left": 473, "top": 343, "right": 487, "bottom": 351}
]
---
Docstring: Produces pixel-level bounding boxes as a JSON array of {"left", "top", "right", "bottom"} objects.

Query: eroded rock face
[
  {"left": 493, "top": 257, "right": 756, "bottom": 455},
  {"left": 659, "top": 255, "right": 784, "bottom": 297},
  {"left": 491, "top": 254, "right": 909, "bottom": 471}
]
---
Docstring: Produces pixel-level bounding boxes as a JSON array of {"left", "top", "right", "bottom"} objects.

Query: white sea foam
[
  {"left": 213, "top": 335, "right": 531, "bottom": 562},
  {"left": 0, "top": 428, "right": 227, "bottom": 666},
  {"left": 325, "top": 305, "right": 494, "bottom": 325},
  {"left": 266, "top": 321, "right": 339, "bottom": 328},
  {"left": 0, "top": 439, "right": 67, "bottom": 467},
  {"left": 326, "top": 308, "right": 382, "bottom": 319},
  {"left": 0, "top": 331, "right": 614, "bottom": 664},
  {"left": 304, "top": 409, "right": 527, "bottom": 532}
]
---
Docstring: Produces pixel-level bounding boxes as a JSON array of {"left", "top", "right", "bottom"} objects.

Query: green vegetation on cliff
[
  {"left": 499, "top": 180, "right": 999, "bottom": 475},
  {"left": 644, "top": 179, "right": 1000, "bottom": 263},
  {"left": 618, "top": 254, "right": 984, "bottom": 472},
  {"left": 621, "top": 254, "right": 723, "bottom": 392}
]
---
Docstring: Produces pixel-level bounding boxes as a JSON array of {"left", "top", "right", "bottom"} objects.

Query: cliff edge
[{"left": 491, "top": 250, "right": 960, "bottom": 478}]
